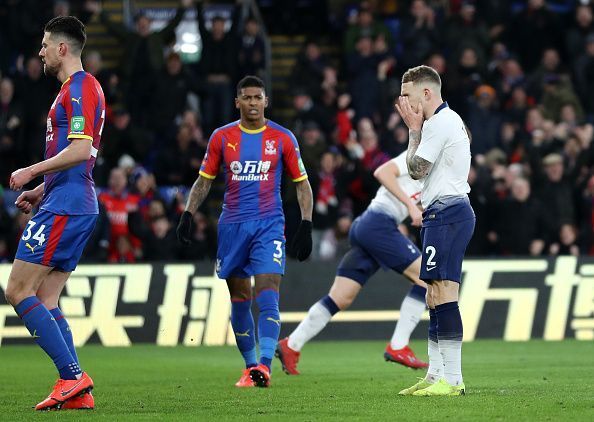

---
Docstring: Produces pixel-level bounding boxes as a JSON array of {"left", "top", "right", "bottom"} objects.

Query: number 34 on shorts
[{"left": 15, "top": 209, "right": 97, "bottom": 272}]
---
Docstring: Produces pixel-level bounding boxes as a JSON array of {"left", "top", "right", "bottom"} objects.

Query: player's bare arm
[
  {"left": 373, "top": 162, "right": 422, "bottom": 226},
  {"left": 15, "top": 183, "right": 45, "bottom": 214},
  {"left": 185, "top": 175, "right": 213, "bottom": 214},
  {"left": 395, "top": 95, "right": 432, "bottom": 180},
  {"left": 295, "top": 179, "right": 313, "bottom": 221},
  {"left": 10, "top": 139, "right": 92, "bottom": 190}
]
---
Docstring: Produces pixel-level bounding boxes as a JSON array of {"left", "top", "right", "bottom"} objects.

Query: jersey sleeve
[
  {"left": 281, "top": 130, "right": 308, "bottom": 182},
  {"left": 66, "top": 77, "right": 98, "bottom": 141},
  {"left": 393, "top": 152, "right": 408, "bottom": 176},
  {"left": 199, "top": 130, "right": 223, "bottom": 179},
  {"left": 415, "top": 119, "right": 447, "bottom": 164}
]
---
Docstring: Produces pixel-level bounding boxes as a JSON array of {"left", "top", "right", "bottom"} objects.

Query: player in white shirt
[
  {"left": 276, "top": 151, "right": 430, "bottom": 375},
  {"left": 396, "top": 65, "right": 475, "bottom": 396}
]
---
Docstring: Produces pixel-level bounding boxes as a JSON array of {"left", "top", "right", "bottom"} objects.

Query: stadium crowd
[{"left": 1, "top": 0, "right": 594, "bottom": 263}]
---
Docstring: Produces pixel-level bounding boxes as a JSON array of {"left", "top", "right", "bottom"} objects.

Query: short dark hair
[
  {"left": 44, "top": 16, "right": 86, "bottom": 53},
  {"left": 402, "top": 65, "right": 441, "bottom": 89},
  {"left": 236, "top": 75, "right": 265, "bottom": 96}
]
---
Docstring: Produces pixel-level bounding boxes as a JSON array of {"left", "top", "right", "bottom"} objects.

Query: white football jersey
[
  {"left": 368, "top": 152, "right": 422, "bottom": 224},
  {"left": 415, "top": 104, "right": 471, "bottom": 209}
]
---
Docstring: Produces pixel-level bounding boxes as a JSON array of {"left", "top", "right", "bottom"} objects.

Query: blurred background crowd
[{"left": 1, "top": 0, "right": 594, "bottom": 264}]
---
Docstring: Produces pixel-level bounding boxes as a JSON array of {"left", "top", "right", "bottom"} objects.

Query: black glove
[
  {"left": 176, "top": 211, "right": 194, "bottom": 245},
  {"left": 291, "top": 220, "right": 312, "bottom": 261}
]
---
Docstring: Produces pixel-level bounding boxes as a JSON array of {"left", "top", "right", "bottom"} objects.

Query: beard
[{"left": 43, "top": 62, "right": 58, "bottom": 77}]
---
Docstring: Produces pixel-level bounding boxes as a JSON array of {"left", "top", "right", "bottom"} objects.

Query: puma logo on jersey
[
  {"left": 273, "top": 257, "right": 282, "bottom": 266},
  {"left": 266, "top": 317, "right": 281, "bottom": 327},
  {"left": 71, "top": 97, "right": 82, "bottom": 105},
  {"left": 227, "top": 142, "right": 238, "bottom": 151},
  {"left": 25, "top": 243, "right": 37, "bottom": 253},
  {"left": 235, "top": 330, "right": 251, "bottom": 337}
]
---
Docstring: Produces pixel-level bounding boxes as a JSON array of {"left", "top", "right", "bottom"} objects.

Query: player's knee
[
  {"left": 230, "top": 291, "right": 252, "bottom": 302},
  {"left": 4, "top": 283, "right": 28, "bottom": 306},
  {"left": 329, "top": 293, "right": 354, "bottom": 310},
  {"left": 37, "top": 293, "right": 58, "bottom": 310}
]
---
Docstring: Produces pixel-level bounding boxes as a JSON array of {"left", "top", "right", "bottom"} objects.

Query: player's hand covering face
[
  {"left": 236, "top": 87, "right": 267, "bottom": 123},
  {"left": 395, "top": 95, "right": 423, "bottom": 132}
]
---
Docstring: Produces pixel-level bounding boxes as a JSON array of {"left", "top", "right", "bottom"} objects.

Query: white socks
[
  {"left": 425, "top": 339, "right": 443, "bottom": 383},
  {"left": 288, "top": 301, "right": 332, "bottom": 352},
  {"left": 439, "top": 339, "right": 463, "bottom": 386},
  {"left": 390, "top": 295, "right": 426, "bottom": 350}
]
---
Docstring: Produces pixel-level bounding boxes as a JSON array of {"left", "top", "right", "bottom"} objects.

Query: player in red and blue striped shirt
[
  {"left": 7, "top": 16, "right": 101, "bottom": 411},
  {"left": 177, "top": 76, "right": 314, "bottom": 388}
]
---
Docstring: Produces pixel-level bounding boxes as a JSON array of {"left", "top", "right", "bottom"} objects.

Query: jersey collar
[
  {"left": 239, "top": 123, "right": 267, "bottom": 134},
  {"left": 434, "top": 102, "right": 449, "bottom": 115}
]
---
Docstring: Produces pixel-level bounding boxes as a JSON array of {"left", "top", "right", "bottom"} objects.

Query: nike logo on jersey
[
  {"left": 235, "top": 330, "right": 251, "bottom": 337},
  {"left": 227, "top": 142, "right": 238, "bottom": 151},
  {"left": 426, "top": 266, "right": 437, "bottom": 272},
  {"left": 266, "top": 317, "right": 281, "bottom": 327},
  {"left": 71, "top": 97, "right": 82, "bottom": 105},
  {"left": 273, "top": 257, "right": 282, "bottom": 266},
  {"left": 25, "top": 243, "right": 36, "bottom": 253}
]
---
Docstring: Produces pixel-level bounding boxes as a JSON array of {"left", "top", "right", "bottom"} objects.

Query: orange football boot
[
  {"left": 235, "top": 369, "right": 255, "bottom": 388},
  {"left": 275, "top": 337, "right": 301, "bottom": 375},
  {"left": 384, "top": 344, "right": 428, "bottom": 369},
  {"left": 249, "top": 364, "right": 271, "bottom": 388},
  {"left": 35, "top": 372, "right": 94, "bottom": 411},
  {"left": 62, "top": 392, "right": 94, "bottom": 410}
]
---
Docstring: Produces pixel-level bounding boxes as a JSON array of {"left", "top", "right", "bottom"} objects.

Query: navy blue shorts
[
  {"left": 419, "top": 197, "right": 475, "bottom": 283},
  {"left": 15, "top": 209, "right": 97, "bottom": 272},
  {"left": 216, "top": 217, "right": 285, "bottom": 279},
  {"left": 336, "top": 209, "right": 421, "bottom": 285}
]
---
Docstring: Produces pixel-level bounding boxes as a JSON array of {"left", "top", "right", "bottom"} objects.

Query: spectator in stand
[
  {"left": 510, "top": 0, "right": 562, "bottom": 71},
  {"left": 92, "top": 0, "right": 192, "bottom": 126},
  {"left": 444, "top": 0, "right": 490, "bottom": 68},
  {"left": 290, "top": 40, "right": 330, "bottom": 102},
  {"left": 566, "top": 4, "right": 594, "bottom": 63},
  {"left": 15, "top": 56, "right": 55, "bottom": 163},
  {"left": 177, "top": 211, "right": 218, "bottom": 260},
  {"left": 129, "top": 210, "right": 179, "bottom": 262},
  {"left": 503, "top": 85, "right": 534, "bottom": 128},
  {"left": 83, "top": 50, "right": 121, "bottom": 106},
  {"left": 493, "top": 57, "right": 525, "bottom": 99},
  {"left": 238, "top": 16, "right": 266, "bottom": 79},
  {"left": 534, "top": 153, "right": 576, "bottom": 243},
  {"left": 549, "top": 224, "right": 580, "bottom": 256},
  {"left": 181, "top": 110, "right": 206, "bottom": 148},
  {"left": 81, "top": 202, "right": 110, "bottom": 263},
  {"left": 131, "top": 168, "right": 164, "bottom": 222},
  {"left": 292, "top": 90, "right": 332, "bottom": 139},
  {"left": 399, "top": 0, "right": 440, "bottom": 70},
  {"left": 98, "top": 167, "right": 141, "bottom": 263},
  {"left": 0, "top": 78, "right": 22, "bottom": 182},
  {"left": 527, "top": 48, "right": 567, "bottom": 101},
  {"left": 540, "top": 74, "right": 584, "bottom": 123},
  {"left": 299, "top": 121, "right": 327, "bottom": 175},
  {"left": 492, "top": 177, "right": 547, "bottom": 255},
  {"left": 149, "top": 52, "right": 204, "bottom": 137},
  {"left": 445, "top": 46, "right": 484, "bottom": 116},
  {"left": 343, "top": 4, "right": 393, "bottom": 55},
  {"left": 310, "top": 151, "right": 340, "bottom": 259},
  {"left": 573, "top": 34, "right": 594, "bottom": 119},
  {"left": 466, "top": 84, "right": 502, "bottom": 155},
  {"left": 346, "top": 35, "right": 394, "bottom": 121},
  {"left": 155, "top": 123, "right": 205, "bottom": 186},
  {"left": 100, "top": 104, "right": 154, "bottom": 173},
  {"left": 196, "top": 0, "right": 240, "bottom": 134}
]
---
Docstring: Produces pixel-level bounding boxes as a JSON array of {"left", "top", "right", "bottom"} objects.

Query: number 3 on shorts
[{"left": 273, "top": 240, "right": 283, "bottom": 265}]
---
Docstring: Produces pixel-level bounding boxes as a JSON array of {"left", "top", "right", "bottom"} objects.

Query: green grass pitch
[{"left": 1, "top": 340, "right": 592, "bottom": 420}]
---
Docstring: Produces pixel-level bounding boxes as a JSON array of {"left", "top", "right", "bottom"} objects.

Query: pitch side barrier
[{"left": 0, "top": 257, "right": 591, "bottom": 346}]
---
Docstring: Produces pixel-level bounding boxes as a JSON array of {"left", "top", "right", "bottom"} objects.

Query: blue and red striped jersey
[
  {"left": 40, "top": 71, "right": 105, "bottom": 215},
  {"left": 199, "top": 120, "right": 308, "bottom": 224}
]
